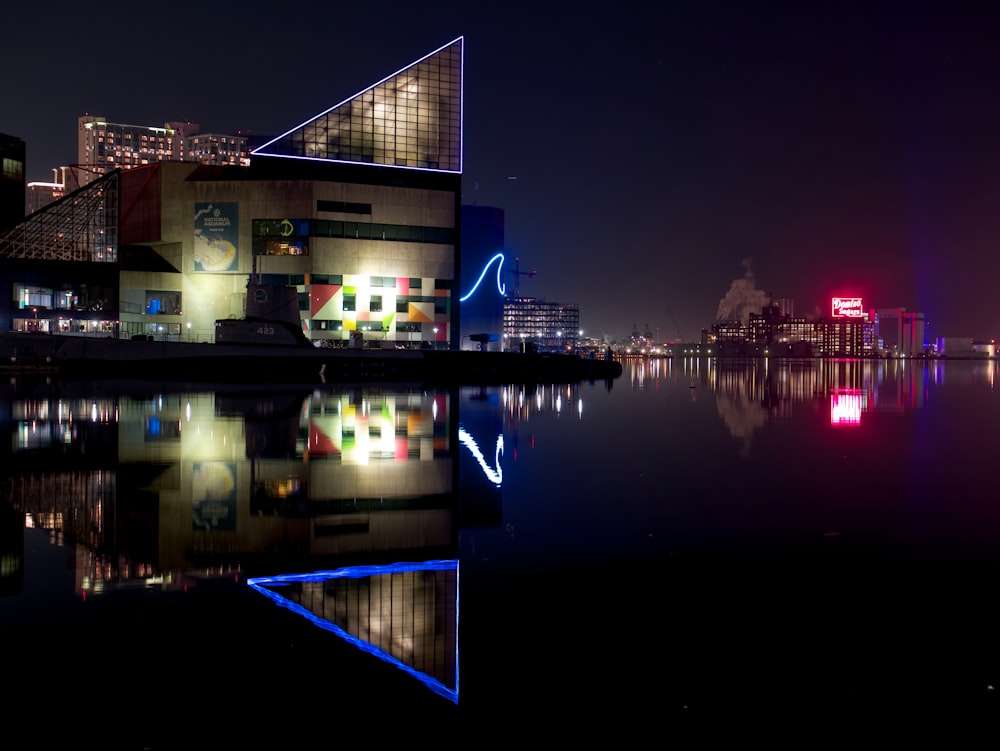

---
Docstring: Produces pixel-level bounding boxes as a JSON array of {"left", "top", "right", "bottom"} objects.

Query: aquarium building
[{"left": 0, "top": 38, "right": 464, "bottom": 349}]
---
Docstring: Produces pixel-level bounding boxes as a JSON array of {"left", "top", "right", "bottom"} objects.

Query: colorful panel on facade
[
  {"left": 310, "top": 284, "right": 342, "bottom": 317},
  {"left": 409, "top": 302, "right": 435, "bottom": 323}
]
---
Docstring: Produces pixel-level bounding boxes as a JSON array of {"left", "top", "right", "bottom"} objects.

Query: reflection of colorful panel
[
  {"left": 309, "top": 418, "right": 342, "bottom": 455},
  {"left": 407, "top": 412, "right": 432, "bottom": 437},
  {"left": 433, "top": 394, "right": 448, "bottom": 416}
]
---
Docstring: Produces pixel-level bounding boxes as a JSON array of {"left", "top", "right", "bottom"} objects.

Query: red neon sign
[{"left": 832, "top": 297, "right": 864, "bottom": 318}]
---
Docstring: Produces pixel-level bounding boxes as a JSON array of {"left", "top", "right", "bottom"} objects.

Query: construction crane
[
  {"left": 667, "top": 306, "right": 685, "bottom": 342},
  {"left": 506, "top": 256, "right": 536, "bottom": 297}
]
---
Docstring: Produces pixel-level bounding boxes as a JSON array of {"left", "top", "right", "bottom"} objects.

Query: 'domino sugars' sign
[{"left": 831, "top": 297, "right": 864, "bottom": 318}]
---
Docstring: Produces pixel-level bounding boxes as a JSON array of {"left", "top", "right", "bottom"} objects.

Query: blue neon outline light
[
  {"left": 459, "top": 252, "right": 506, "bottom": 303},
  {"left": 251, "top": 37, "right": 464, "bottom": 175},
  {"left": 247, "top": 559, "right": 459, "bottom": 703}
]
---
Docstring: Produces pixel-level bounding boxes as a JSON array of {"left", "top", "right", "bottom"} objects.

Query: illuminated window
[
  {"left": 15, "top": 285, "right": 53, "bottom": 308},
  {"left": 145, "top": 290, "right": 182, "bottom": 315}
]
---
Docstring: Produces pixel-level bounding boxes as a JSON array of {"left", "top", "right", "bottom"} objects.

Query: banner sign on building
[
  {"left": 831, "top": 297, "right": 864, "bottom": 318},
  {"left": 193, "top": 202, "right": 239, "bottom": 271}
]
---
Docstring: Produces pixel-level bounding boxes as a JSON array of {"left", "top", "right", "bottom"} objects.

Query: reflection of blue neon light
[
  {"left": 459, "top": 253, "right": 506, "bottom": 303},
  {"left": 248, "top": 560, "right": 459, "bottom": 703},
  {"left": 458, "top": 426, "right": 503, "bottom": 486}
]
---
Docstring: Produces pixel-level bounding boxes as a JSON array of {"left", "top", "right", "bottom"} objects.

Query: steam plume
[{"left": 716, "top": 257, "right": 771, "bottom": 323}]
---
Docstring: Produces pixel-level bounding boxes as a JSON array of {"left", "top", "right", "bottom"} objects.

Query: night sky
[{"left": 5, "top": 1, "right": 1000, "bottom": 342}]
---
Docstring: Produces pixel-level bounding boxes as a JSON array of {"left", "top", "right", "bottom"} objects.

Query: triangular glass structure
[
  {"left": 252, "top": 37, "right": 463, "bottom": 173},
  {"left": 0, "top": 169, "right": 119, "bottom": 262},
  {"left": 248, "top": 559, "right": 459, "bottom": 703}
]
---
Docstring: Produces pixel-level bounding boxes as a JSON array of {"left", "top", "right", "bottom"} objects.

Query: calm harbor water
[{"left": 3, "top": 357, "right": 1000, "bottom": 743}]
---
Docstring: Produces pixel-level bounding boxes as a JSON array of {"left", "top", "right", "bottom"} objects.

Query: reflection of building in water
[
  {"left": 0, "top": 386, "right": 468, "bottom": 590},
  {"left": 621, "top": 357, "right": 958, "bottom": 442},
  {"left": 501, "top": 382, "right": 584, "bottom": 423},
  {"left": 496, "top": 382, "right": 586, "bottom": 474},
  {"left": 122, "top": 388, "right": 459, "bottom": 572},
  {"left": 0, "top": 384, "right": 493, "bottom": 703},
  {"left": 0, "top": 500, "right": 24, "bottom": 596},
  {"left": 250, "top": 560, "right": 458, "bottom": 702},
  {"left": 457, "top": 387, "right": 504, "bottom": 528},
  {"left": 0, "top": 383, "right": 514, "bottom": 588}
]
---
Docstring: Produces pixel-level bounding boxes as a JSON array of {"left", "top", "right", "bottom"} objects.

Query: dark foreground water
[{"left": 3, "top": 357, "right": 1000, "bottom": 745}]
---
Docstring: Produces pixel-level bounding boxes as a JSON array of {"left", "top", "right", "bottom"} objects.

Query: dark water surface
[{"left": 3, "top": 358, "right": 1000, "bottom": 744}]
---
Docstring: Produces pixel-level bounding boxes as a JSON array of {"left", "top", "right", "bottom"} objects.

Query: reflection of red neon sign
[
  {"left": 830, "top": 389, "right": 863, "bottom": 425},
  {"left": 832, "top": 297, "right": 864, "bottom": 318}
]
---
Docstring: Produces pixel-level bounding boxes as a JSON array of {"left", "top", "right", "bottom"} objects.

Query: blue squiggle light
[
  {"left": 460, "top": 252, "right": 506, "bottom": 302},
  {"left": 458, "top": 426, "right": 503, "bottom": 486}
]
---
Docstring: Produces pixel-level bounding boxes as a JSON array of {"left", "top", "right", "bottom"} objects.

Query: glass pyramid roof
[
  {"left": 252, "top": 37, "right": 463, "bottom": 173},
  {"left": 0, "top": 169, "right": 119, "bottom": 262}
]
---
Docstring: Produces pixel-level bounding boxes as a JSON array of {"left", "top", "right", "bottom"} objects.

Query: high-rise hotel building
[{"left": 73, "top": 117, "right": 250, "bottom": 189}]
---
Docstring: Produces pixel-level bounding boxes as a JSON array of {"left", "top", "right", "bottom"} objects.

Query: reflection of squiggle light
[
  {"left": 458, "top": 426, "right": 503, "bottom": 486},
  {"left": 459, "top": 252, "right": 506, "bottom": 302},
  {"left": 248, "top": 559, "right": 458, "bottom": 703}
]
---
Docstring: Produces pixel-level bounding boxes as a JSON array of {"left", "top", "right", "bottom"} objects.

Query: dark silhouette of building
[
  {"left": 0, "top": 133, "right": 26, "bottom": 232},
  {"left": 459, "top": 205, "right": 505, "bottom": 350}
]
